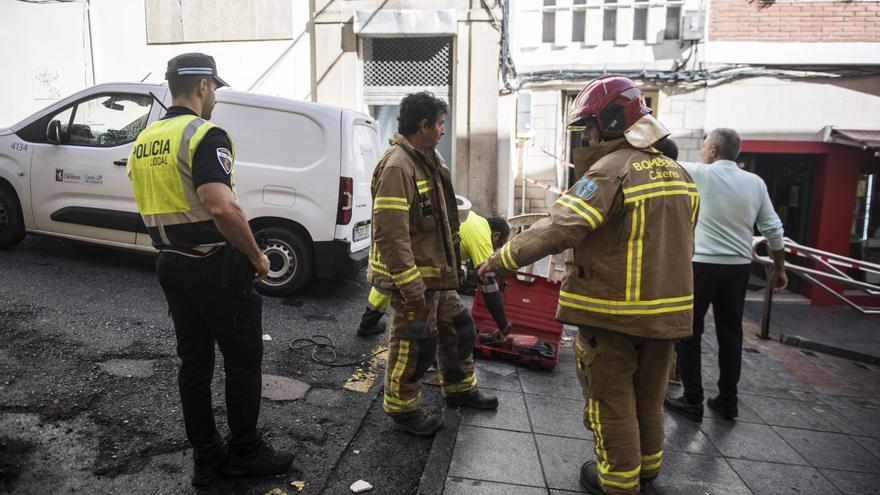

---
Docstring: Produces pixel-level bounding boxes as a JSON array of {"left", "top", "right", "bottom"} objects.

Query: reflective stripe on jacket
[
  {"left": 487, "top": 136, "right": 698, "bottom": 339},
  {"left": 127, "top": 114, "right": 234, "bottom": 253},
  {"left": 368, "top": 134, "right": 460, "bottom": 300}
]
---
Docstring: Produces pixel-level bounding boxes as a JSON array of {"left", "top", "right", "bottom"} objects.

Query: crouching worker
[
  {"left": 356, "top": 210, "right": 511, "bottom": 338},
  {"left": 369, "top": 92, "right": 498, "bottom": 436}
]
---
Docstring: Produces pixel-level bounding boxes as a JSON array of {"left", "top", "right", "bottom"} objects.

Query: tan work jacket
[
  {"left": 368, "top": 134, "right": 460, "bottom": 300},
  {"left": 486, "top": 137, "right": 699, "bottom": 340}
]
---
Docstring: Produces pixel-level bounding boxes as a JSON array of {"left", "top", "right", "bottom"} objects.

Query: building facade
[{"left": 507, "top": 0, "right": 880, "bottom": 304}]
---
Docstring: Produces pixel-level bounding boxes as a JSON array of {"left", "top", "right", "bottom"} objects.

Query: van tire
[
  {"left": 255, "top": 227, "right": 314, "bottom": 296},
  {"left": 0, "top": 187, "right": 26, "bottom": 250}
]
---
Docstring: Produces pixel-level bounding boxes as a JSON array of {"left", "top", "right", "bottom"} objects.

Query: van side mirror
[{"left": 47, "top": 120, "right": 62, "bottom": 145}]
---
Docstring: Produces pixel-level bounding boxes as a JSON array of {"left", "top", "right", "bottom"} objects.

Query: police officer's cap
[{"left": 165, "top": 52, "right": 228, "bottom": 88}]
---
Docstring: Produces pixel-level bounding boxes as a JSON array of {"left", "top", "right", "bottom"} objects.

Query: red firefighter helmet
[{"left": 566, "top": 76, "right": 651, "bottom": 139}]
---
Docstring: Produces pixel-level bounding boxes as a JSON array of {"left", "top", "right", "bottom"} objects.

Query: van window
[
  {"left": 353, "top": 124, "right": 380, "bottom": 177},
  {"left": 212, "top": 104, "right": 324, "bottom": 167}
]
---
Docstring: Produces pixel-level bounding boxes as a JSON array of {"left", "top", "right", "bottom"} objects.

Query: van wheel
[
  {"left": 255, "top": 227, "right": 314, "bottom": 296},
  {"left": 0, "top": 187, "right": 26, "bottom": 250}
]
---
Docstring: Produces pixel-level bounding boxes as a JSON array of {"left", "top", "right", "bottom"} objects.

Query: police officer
[
  {"left": 127, "top": 53, "right": 292, "bottom": 486},
  {"left": 480, "top": 76, "right": 698, "bottom": 495},
  {"left": 369, "top": 92, "right": 498, "bottom": 436},
  {"left": 356, "top": 210, "right": 511, "bottom": 337}
]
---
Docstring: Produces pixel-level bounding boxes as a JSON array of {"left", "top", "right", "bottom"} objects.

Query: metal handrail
[{"left": 751, "top": 237, "right": 880, "bottom": 339}]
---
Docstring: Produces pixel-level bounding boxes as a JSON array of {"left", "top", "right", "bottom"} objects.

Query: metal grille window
[
  {"left": 363, "top": 37, "right": 452, "bottom": 88},
  {"left": 363, "top": 36, "right": 454, "bottom": 165}
]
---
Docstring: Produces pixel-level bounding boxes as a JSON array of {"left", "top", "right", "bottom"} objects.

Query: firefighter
[
  {"left": 356, "top": 210, "right": 511, "bottom": 337},
  {"left": 479, "top": 76, "right": 698, "bottom": 494},
  {"left": 127, "top": 53, "right": 292, "bottom": 486},
  {"left": 370, "top": 92, "right": 498, "bottom": 436}
]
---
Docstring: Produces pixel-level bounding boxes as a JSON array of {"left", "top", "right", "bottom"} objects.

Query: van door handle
[{"left": 113, "top": 158, "right": 128, "bottom": 166}]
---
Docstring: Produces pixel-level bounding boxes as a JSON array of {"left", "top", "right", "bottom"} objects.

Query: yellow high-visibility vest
[{"left": 127, "top": 114, "right": 234, "bottom": 251}]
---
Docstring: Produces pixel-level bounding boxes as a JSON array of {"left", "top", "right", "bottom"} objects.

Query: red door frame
[{"left": 741, "top": 140, "right": 865, "bottom": 305}]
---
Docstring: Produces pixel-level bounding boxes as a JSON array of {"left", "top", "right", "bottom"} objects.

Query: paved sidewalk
[{"left": 424, "top": 320, "right": 880, "bottom": 495}]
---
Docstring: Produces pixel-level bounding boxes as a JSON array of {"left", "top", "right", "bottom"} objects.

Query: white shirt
[{"left": 681, "top": 160, "right": 785, "bottom": 265}]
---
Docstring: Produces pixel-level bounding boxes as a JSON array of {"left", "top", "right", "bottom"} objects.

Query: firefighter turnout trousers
[
  {"left": 576, "top": 327, "right": 674, "bottom": 494},
  {"left": 383, "top": 290, "right": 478, "bottom": 416}
]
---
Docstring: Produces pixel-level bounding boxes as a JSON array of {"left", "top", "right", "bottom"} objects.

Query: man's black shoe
[
  {"left": 391, "top": 411, "right": 443, "bottom": 436},
  {"left": 356, "top": 320, "right": 386, "bottom": 337},
  {"left": 664, "top": 395, "right": 704, "bottom": 422},
  {"left": 579, "top": 461, "right": 605, "bottom": 495},
  {"left": 222, "top": 437, "right": 293, "bottom": 478},
  {"left": 445, "top": 390, "right": 498, "bottom": 410},
  {"left": 191, "top": 445, "right": 225, "bottom": 487},
  {"left": 707, "top": 397, "right": 738, "bottom": 420}
]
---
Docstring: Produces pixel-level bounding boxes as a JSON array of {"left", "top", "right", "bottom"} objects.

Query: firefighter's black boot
[
  {"left": 357, "top": 308, "right": 386, "bottom": 337},
  {"left": 445, "top": 390, "right": 498, "bottom": 410},
  {"left": 391, "top": 411, "right": 443, "bottom": 436},
  {"left": 579, "top": 461, "right": 605, "bottom": 495}
]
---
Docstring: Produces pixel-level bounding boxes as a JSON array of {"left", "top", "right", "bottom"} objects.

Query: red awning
[{"left": 827, "top": 128, "right": 880, "bottom": 150}]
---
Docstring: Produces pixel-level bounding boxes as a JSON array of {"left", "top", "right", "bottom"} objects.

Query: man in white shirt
[{"left": 665, "top": 128, "right": 788, "bottom": 422}]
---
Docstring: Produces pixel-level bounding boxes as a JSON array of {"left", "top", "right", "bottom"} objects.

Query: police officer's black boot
[
  {"left": 191, "top": 443, "right": 225, "bottom": 487},
  {"left": 222, "top": 436, "right": 293, "bottom": 478},
  {"left": 579, "top": 461, "right": 605, "bottom": 495},
  {"left": 391, "top": 411, "right": 444, "bottom": 436},
  {"left": 356, "top": 308, "right": 386, "bottom": 337},
  {"left": 445, "top": 390, "right": 499, "bottom": 410}
]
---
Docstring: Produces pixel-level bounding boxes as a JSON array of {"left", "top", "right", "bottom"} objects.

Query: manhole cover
[
  {"left": 261, "top": 374, "right": 310, "bottom": 401},
  {"left": 98, "top": 359, "right": 155, "bottom": 378}
]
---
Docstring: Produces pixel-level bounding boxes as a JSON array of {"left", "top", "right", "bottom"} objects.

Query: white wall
[
  {"left": 0, "top": 1, "right": 93, "bottom": 126},
  {"left": 704, "top": 76, "right": 880, "bottom": 140},
  {"left": 0, "top": 0, "right": 312, "bottom": 127}
]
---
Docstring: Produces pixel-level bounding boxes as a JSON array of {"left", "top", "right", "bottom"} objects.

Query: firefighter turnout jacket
[
  {"left": 486, "top": 136, "right": 699, "bottom": 340},
  {"left": 368, "top": 133, "right": 461, "bottom": 300}
]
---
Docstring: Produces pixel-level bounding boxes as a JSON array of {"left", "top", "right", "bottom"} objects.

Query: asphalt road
[{"left": 0, "top": 235, "right": 430, "bottom": 494}]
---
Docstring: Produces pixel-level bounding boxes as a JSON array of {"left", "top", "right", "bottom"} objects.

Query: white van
[{"left": 0, "top": 83, "right": 380, "bottom": 295}]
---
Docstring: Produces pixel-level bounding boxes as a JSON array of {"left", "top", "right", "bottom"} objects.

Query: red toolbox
[{"left": 471, "top": 272, "right": 564, "bottom": 370}]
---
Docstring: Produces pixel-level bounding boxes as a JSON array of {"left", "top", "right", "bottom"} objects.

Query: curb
[
  {"left": 417, "top": 407, "right": 462, "bottom": 495},
  {"left": 777, "top": 332, "right": 880, "bottom": 365}
]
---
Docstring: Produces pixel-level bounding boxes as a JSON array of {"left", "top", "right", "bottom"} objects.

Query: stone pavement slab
[
  {"left": 525, "top": 394, "right": 589, "bottom": 440},
  {"left": 773, "top": 427, "right": 880, "bottom": 473},
  {"left": 662, "top": 413, "right": 720, "bottom": 456},
  {"left": 651, "top": 451, "right": 752, "bottom": 495},
  {"left": 444, "top": 478, "right": 549, "bottom": 495},
  {"left": 698, "top": 419, "right": 808, "bottom": 464},
  {"left": 728, "top": 459, "right": 841, "bottom": 495},
  {"left": 447, "top": 425, "right": 545, "bottom": 487},
  {"left": 461, "top": 389, "right": 531, "bottom": 433},
  {"left": 534, "top": 434, "right": 593, "bottom": 493},
  {"left": 820, "top": 469, "right": 880, "bottom": 494},
  {"left": 739, "top": 394, "right": 857, "bottom": 434}
]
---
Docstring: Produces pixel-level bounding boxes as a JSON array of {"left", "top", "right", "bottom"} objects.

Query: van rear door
[{"left": 338, "top": 115, "right": 380, "bottom": 255}]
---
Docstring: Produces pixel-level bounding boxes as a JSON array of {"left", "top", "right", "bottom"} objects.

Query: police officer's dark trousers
[{"left": 157, "top": 250, "right": 262, "bottom": 459}]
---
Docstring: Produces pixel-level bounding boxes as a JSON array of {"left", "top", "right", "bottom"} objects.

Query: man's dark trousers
[
  {"left": 157, "top": 250, "right": 262, "bottom": 460},
  {"left": 676, "top": 262, "right": 751, "bottom": 410}
]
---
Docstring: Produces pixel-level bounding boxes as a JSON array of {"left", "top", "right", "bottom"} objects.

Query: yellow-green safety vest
[{"left": 127, "top": 114, "right": 235, "bottom": 252}]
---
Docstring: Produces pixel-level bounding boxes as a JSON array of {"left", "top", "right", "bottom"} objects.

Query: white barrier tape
[
  {"left": 529, "top": 143, "right": 575, "bottom": 169},
  {"left": 524, "top": 177, "right": 564, "bottom": 196}
]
